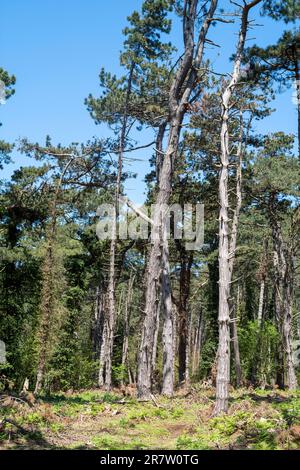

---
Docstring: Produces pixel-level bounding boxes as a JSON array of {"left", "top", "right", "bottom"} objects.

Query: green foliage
[
  {"left": 177, "top": 407, "right": 287, "bottom": 450},
  {"left": 244, "top": 30, "right": 299, "bottom": 94},
  {"left": 276, "top": 397, "right": 300, "bottom": 425},
  {"left": 250, "top": 133, "right": 299, "bottom": 198},
  {"left": 122, "top": 0, "right": 174, "bottom": 63},
  {"left": 263, "top": 0, "right": 300, "bottom": 22},
  {"left": 0, "top": 67, "right": 16, "bottom": 166},
  {"left": 112, "top": 364, "right": 127, "bottom": 385},
  {"left": 0, "top": 0, "right": 299, "bottom": 438},
  {"left": 239, "top": 320, "right": 279, "bottom": 385}
]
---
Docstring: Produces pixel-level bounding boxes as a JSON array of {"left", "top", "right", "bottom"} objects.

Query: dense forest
[{"left": 0, "top": 0, "right": 300, "bottom": 452}]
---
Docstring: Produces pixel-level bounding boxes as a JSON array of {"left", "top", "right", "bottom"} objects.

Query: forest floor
[{"left": 0, "top": 386, "right": 300, "bottom": 450}]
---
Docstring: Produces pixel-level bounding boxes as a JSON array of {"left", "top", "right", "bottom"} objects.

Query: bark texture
[
  {"left": 137, "top": 0, "right": 218, "bottom": 399},
  {"left": 270, "top": 201, "right": 298, "bottom": 390},
  {"left": 214, "top": 0, "right": 262, "bottom": 415},
  {"left": 121, "top": 275, "right": 134, "bottom": 385},
  {"left": 228, "top": 114, "right": 244, "bottom": 388}
]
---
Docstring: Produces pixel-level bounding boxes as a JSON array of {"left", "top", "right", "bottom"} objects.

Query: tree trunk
[
  {"left": 161, "top": 233, "right": 174, "bottom": 396},
  {"left": 228, "top": 113, "right": 244, "bottom": 389},
  {"left": 270, "top": 205, "right": 298, "bottom": 390},
  {"left": 185, "top": 308, "right": 192, "bottom": 387},
  {"left": 121, "top": 275, "right": 134, "bottom": 386},
  {"left": 174, "top": 247, "right": 193, "bottom": 385},
  {"left": 215, "top": 146, "right": 231, "bottom": 413},
  {"left": 137, "top": 0, "right": 218, "bottom": 399},
  {"left": 282, "top": 250, "right": 298, "bottom": 389},
  {"left": 137, "top": 143, "right": 173, "bottom": 398},
  {"left": 92, "top": 286, "right": 105, "bottom": 360},
  {"left": 294, "top": 55, "right": 300, "bottom": 159},
  {"left": 152, "top": 298, "right": 161, "bottom": 373},
  {"left": 214, "top": 0, "right": 262, "bottom": 415},
  {"left": 192, "top": 307, "right": 205, "bottom": 376},
  {"left": 257, "top": 238, "right": 268, "bottom": 327},
  {"left": 257, "top": 279, "right": 265, "bottom": 327},
  {"left": 98, "top": 320, "right": 107, "bottom": 387},
  {"left": 172, "top": 304, "right": 178, "bottom": 384},
  {"left": 230, "top": 311, "right": 242, "bottom": 387},
  {"left": 273, "top": 261, "right": 285, "bottom": 389},
  {"left": 103, "top": 62, "right": 135, "bottom": 390}
]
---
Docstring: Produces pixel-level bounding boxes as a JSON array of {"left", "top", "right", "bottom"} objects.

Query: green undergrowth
[{"left": 0, "top": 388, "right": 299, "bottom": 450}]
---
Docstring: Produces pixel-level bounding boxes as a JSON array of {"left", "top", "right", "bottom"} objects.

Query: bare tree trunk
[
  {"left": 282, "top": 253, "right": 297, "bottom": 389},
  {"left": 98, "top": 320, "right": 107, "bottom": 387},
  {"left": 257, "top": 280, "right": 265, "bottom": 327},
  {"left": 273, "top": 258, "right": 285, "bottom": 389},
  {"left": 294, "top": 56, "right": 300, "bottom": 159},
  {"left": 185, "top": 309, "right": 192, "bottom": 387},
  {"left": 137, "top": 0, "right": 218, "bottom": 399},
  {"left": 103, "top": 62, "right": 135, "bottom": 390},
  {"left": 215, "top": 148, "right": 231, "bottom": 414},
  {"left": 192, "top": 308, "right": 205, "bottom": 375},
  {"left": 152, "top": 298, "right": 161, "bottom": 373},
  {"left": 191, "top": 319, "right": 199, "bottom": 376},
  {"left": 228, "top": 113, "right": 244, "bottom": 388},
  {"left": 257, "top": 239, "right": 268, "bottom": 326},
  {"left": 214, "top": 0, "right": 262, "bottom": 415},
  {"left": 161, "top": 233, "right": 174, "bottom": 395},
  {"left": 172, "top": 304, "right": 178, "bottom": 384},
  {"left": 230, "top": 311, "right": 242, "bottom": 387},
  {"left": 270, "top": 204, "right": 298, "bottom": 390},
  {"left": 92, "top": 286, "right": 105, "bottom": 360},
  {"left": 173, "top": 245, "right": 193, "bottom": 385},
  {"left": 121, "top": 275, "right": 134, "bottom": 386}
]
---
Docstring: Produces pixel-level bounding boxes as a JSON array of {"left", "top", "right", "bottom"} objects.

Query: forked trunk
[{"left": 138, "top": 1, "right": 218, "bottom": 398}]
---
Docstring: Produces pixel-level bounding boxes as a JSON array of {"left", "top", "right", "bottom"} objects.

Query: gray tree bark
[
  {"left": 137, "top": 0, "right": 218, "bottom": 400},
  {"left": 161, "top": 229, "right": 174, "bottom": 395},
  {"left": 257, "top": 280, "right": 265, "bottom": 326},
  {"left": 192, "top": 307, "right": 205, "bottom": 376},
  {"left": 152, "top": 298, "right": 161, "bottom": 374},
  {"left": 257, "top": 239, "right": 268, "bottom": 326},
  {"left": 270, "top": 203, "right": 298, "bottom": 390},
  {"left": 121, "top": 275, "right": 134, "bottom": 386},
  {"left": 214, "top": 0, "right": 262, "bottom": 415},
  {"left": 228, "top": 113, "right": 244, "bottom": 388}
]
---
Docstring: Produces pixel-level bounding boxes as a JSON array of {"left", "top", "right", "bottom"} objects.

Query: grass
[{"left": 0, "top": 387, "right": 300, "bottom": 450}]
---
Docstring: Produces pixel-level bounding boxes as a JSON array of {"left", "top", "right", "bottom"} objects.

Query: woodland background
[{"left": 0, "top": 0, "right": 299, "bottom": 448}]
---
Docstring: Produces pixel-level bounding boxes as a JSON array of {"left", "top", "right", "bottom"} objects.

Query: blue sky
[{"left": 0, "top": 0, "right": 298, "bottom": 204}]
